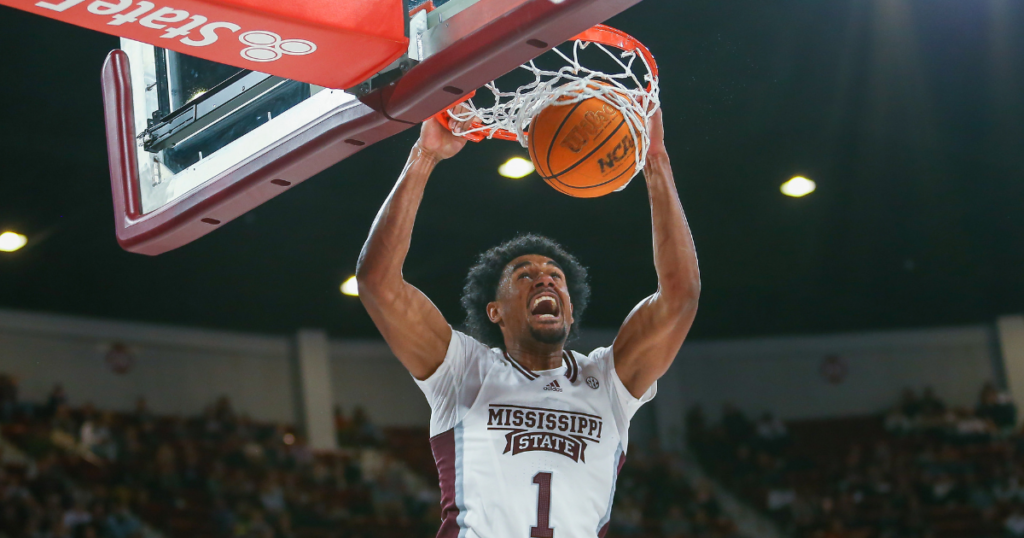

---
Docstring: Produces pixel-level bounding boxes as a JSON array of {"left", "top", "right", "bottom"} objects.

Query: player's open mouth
[{"left": 529, "top": 292, "right": 561, "bottom": 321}]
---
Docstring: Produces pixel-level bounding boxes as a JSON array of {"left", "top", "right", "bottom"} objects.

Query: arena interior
[{"left": 1, "top": 1, "right": 1024, "bottom": 538}]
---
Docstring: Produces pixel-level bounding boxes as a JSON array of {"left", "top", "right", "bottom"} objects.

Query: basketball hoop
[{"left": 434, "top": 25, "right": 660, "bottom": 178}]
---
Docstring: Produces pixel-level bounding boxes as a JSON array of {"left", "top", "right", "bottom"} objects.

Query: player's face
[{"left": 488, "top": 254, "right": 574, "bottom": 347}]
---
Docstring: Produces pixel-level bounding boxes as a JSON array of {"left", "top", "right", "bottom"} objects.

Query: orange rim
[{"left": 434, "top": 24, "right": 657, "bottom": 143}]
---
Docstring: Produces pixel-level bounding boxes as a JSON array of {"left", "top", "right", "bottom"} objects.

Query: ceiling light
[
  {"left": 0, "top": 231, "right": 27, "bottom": 252},
  {"left": 781, "top": 176, "right": 816, "bottom": 197},
  {"left": 498, "top": 157, "right": 535, "bottom": 179},
  {"left": 340, "top": 276, "right": 359, "bottom": 297}
]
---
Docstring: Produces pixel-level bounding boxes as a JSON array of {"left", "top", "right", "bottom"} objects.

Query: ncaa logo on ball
[{"left": 586, "top": 376, "right": 600, "bottom": 389}]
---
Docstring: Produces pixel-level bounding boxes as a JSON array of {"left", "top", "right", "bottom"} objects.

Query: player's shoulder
[
  {"left": 567, "top": 345, "right": 614, "bottom": 370},
  {"left": 450, "top": 329, "right": 503, "bottom": 361}
]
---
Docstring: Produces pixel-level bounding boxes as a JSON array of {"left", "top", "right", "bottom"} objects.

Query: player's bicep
[
  {"left": 612, "top": 291, "right": 698, "bottom": 397},
  {"left": 359, "top": 280, "right": 451, "bottom": 380}
]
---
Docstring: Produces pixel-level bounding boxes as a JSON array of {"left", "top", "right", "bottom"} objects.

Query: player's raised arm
[
  {"left": 612, "top": 109, "right": 701, "bottom": 398},
  {"left": 355, "top": 118, "right": 469, "bottom": 380}
]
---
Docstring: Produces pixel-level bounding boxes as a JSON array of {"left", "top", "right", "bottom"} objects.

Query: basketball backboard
[{"left": 90, "top": 0, "right": 646, "bottom": 254}]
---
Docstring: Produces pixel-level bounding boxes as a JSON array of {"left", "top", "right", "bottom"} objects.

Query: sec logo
[{"left": 586, "top": 376, "right": 600, "bottom": 389}]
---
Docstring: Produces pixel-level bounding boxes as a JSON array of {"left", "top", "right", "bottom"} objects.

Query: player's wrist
[
  {"left": 413, "top": 141, "right": 444, "bottom": 165},
  {"left": 645, "top": 150, "right": 670, "bottom": 168}
]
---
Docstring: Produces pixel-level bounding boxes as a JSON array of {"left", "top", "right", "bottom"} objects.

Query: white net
[{"left": 446, "top": 35, "right": 660, "bottom": 183}]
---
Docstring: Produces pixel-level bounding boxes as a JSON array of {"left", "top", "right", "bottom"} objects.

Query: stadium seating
[{"left": 1, "top": 372, "right": 738, "bottom": 538}]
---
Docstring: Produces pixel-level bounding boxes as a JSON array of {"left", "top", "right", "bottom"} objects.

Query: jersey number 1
[{"left": 531, "top": 472, "right": 554, "bottom": 538}]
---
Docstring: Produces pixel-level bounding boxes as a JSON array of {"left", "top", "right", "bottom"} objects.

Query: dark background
[{"left": 0, "top": 0, "right": 1022, "bottom": 340}]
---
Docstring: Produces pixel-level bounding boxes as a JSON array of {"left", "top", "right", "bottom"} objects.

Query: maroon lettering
[
  {"left": 531, "top": 472, "right": 554, "bottom": 538},
  {"left": 487, "top": 405, "right": 602, "bottom": 463}
]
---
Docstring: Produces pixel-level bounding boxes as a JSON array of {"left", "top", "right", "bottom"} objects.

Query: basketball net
[{"left": 441, "top": 25, "right": 660, "bottom": 188}]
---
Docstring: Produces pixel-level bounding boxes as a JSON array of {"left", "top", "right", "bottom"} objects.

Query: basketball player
[{"left": 356, "top": 108, "right": 699, "bottom": 537}]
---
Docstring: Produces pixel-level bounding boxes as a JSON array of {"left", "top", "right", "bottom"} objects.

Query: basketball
[{"left": 528, "top": 89, "right": 644, "bottom": 198}]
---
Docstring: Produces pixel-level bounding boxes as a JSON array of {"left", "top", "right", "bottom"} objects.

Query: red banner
[{"left": 1, "top": 0, "right": 408, "bottom": 89}]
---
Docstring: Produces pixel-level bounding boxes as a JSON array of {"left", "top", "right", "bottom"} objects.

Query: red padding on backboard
[{"left": 3, "top": 0, "right": 407, "bottom": 89}]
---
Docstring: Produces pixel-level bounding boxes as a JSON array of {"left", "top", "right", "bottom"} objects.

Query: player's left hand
[{"left": 646, "top": 108, "right": 667, "bottom": 158}]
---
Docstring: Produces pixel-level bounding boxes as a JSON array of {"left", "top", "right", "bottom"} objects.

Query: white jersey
[{"left": 415, "top": 330, "right": 656, "bottom": 538}]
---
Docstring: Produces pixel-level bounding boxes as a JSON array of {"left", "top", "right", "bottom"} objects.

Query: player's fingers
[{"left": 450, "top": 103, "right": 479, "bottom": 132}]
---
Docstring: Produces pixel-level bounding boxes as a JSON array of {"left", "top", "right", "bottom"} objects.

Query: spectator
[
  {"left": 334, "top": 405, "right": 351, "bottom": 443},
  {"left": 80, "top": 412, "right": 117, "bottom": 461},
  {"left": 46, "top": 384, "right": 68, "bottom": 417},
  {"left": 899, "top": 387, "right": 922, "bottom": 417},
  {"left": 351, "top": 406, "right": 381, "bottom": 446},
  {"left": 978, "top": 382, "right": 1018, "bottom": 430},
  {"left": 919, "top": 386, "right": 946, "bottom": 418},
  {"left": 885, "top": 391, "right": 917, "bottom": 434},
  {"left": 755, "top": 412, "right": 789, "bottom": 454},
  {"left": 686, "top": 404, "right": 707, "bottom": 443},
  {"left": 1006, "top": 505, "right": 1024, "bottom": 537},
  {"left": 62, "top": 499, "right": 92, "bottom": 530},
  {"left": 0, "top": 373, "right": 17, "bottom": 423},
  {"left": 105, "top": 501, "right": 142, "bottom": 538},
  {"left": 952, "top": 407, "right": 994, "bottom": 443},
  {"left": 132, "top": 397, "right": 154, "bottom": 428},
  {"left": 722, "top": 403, "right": 751, "bottom": 443},
  {"left": 661, "top": 504, "right": 692, "bottom": 538}
]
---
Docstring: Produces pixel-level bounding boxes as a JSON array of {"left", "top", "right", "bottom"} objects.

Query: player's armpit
[
  {"left": 358, "top": 279, "right": 452, "bottom": 381},
  {"left": 612, "top": 291, "right": 698, "bottom": 398}
]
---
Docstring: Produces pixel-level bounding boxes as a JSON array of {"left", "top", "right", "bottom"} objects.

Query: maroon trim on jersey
[
  {"left": 598, "top": 451, "right": 628, "bottom": 538},
  {"left": 504, "top": 350, "right": 577, "bottom": 381},
  {"left": 430, "top": 428, "right": 462, "bottom": 538},
  {"left": 503, "top": 351, "right": 539, "bottom": 380},
  {"left": 563, "top": 351, "right": 579, "bottom": 383}
]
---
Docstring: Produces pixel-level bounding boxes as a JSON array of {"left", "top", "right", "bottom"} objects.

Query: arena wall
[
  {"left": 0, "top": 309, "right": 1009, "bottom": 443},
  {"left": 654, "top": 324, "right": 1000, "bottom": 448},
  {"left": 0, "top": 308, "right": 297, "bottom": 422}
]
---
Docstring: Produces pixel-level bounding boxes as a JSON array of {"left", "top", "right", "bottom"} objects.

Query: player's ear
[
  {"left": 486, "top": 302, "right": 503, "bottom": 325},
  {"left": 566, "top": 302, "right": 574, "bottom": 324}
]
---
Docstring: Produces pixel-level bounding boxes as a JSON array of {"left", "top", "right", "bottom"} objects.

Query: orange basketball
[{"left": 528, "top": 90, "right": 643, "bottom": 198}]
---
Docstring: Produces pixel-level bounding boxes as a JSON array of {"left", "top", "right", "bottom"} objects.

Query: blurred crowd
[
  {"left": 2, "top": 373, "right": 738, "bottom": 538},
  {"left": 689, "top": 383, "right": 1024, "bottom": 538},
  {"left": 1, "top": 374, "right": 440, "bottom": 538},
  {"left": 609, "top": 443, "right": 741, "bottom": 538}
]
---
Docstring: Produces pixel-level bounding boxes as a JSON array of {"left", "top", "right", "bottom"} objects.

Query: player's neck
[{"left": 504, "top": 341, "right": 565, "bottom": 371}]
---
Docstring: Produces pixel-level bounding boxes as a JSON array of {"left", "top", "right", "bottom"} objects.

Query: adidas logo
[{"left": 543, "top": 380, "right": 563, "bottom": 392}]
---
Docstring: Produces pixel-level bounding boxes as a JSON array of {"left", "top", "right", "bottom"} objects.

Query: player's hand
[
  {"left": 417, "top": 106, "right": 472, "bottom": 160},
  {"left": 646, "top": 108, "right": 667, "bottom": 158}
]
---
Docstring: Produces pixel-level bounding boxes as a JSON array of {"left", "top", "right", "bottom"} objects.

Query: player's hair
[{"left": 461, "top": 234, "right": 590, "bottom": 349}]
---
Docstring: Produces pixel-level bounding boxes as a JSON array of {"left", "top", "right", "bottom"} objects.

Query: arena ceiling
[{"left": 0, "top": 0, "right": 1022, "bottom": 340}]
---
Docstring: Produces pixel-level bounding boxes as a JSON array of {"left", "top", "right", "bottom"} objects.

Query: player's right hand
[{"left": 417, "top": 105, "right": 473, "bottom": 160}]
